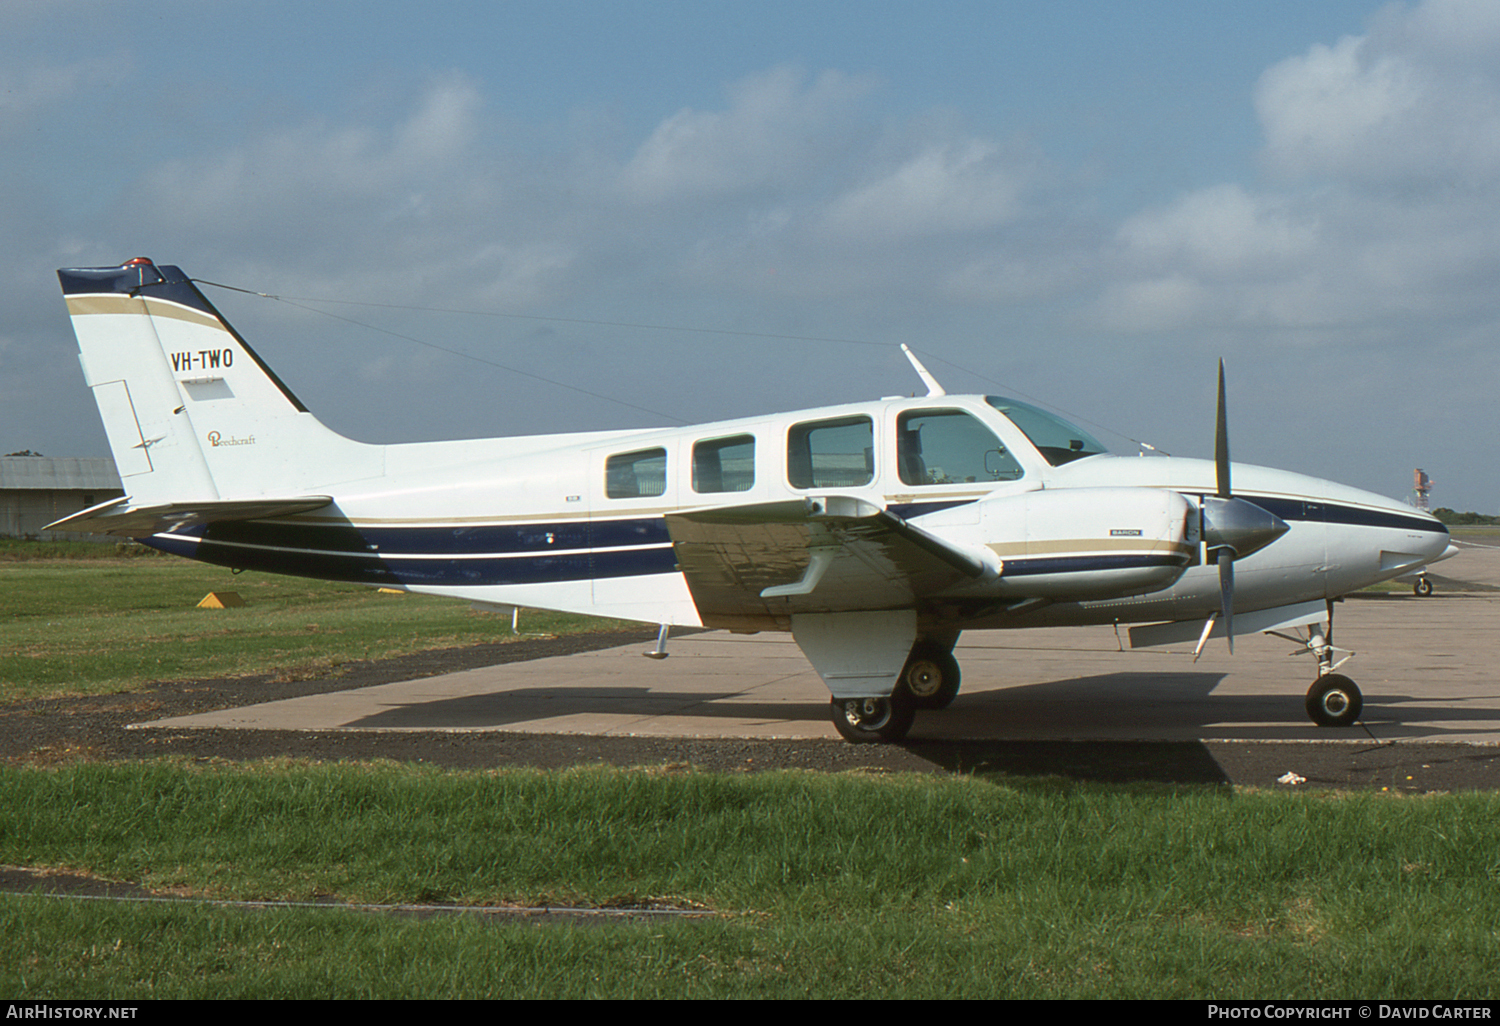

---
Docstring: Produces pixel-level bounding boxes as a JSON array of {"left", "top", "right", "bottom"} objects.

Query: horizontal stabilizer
[{"left": 46, "top": 495, "right": 333, "bottom": 537}]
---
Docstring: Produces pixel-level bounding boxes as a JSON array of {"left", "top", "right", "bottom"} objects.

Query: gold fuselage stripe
[{"left": 987, "top": 538, "right": 1194, "bottom": 558}]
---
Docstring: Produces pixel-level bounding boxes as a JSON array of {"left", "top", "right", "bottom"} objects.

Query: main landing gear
[
  {"left": 900, "top": 640, "right": 961, "bottom": 710},
  {"left": 830, "top": 607, "right": 1373, "bottom": 741},
  {"left": 829, "top": 639, "right": 961, "bottom": 743},
  {"left": 830, "top": 693, "right": 916, "bottom": 744}
]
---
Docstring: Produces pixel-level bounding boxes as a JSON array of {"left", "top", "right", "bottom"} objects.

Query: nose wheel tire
[
  {"left": 1306, "top": 674, "right": 1362, "bottom": 727},
  {"left": 901, "top": 645, "right": 961, "bottom": 710},
  {"left": 830, "top": 692, "right": 916, "bottom": 744},
  {"left": 1414, "top": 578, "right": 1433, "bottom": 597}
]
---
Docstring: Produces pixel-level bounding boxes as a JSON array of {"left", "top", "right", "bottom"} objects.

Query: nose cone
[{"left": 1201, "top": 496, "right": 1291, "bottom": 559}]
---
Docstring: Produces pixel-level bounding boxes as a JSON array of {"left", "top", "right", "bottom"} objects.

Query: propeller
[
  {"left": 1216, "top": 361, "right": 1235, "bottom": 652},
  {"left": 1199, "top": 360, "right": 1290, "bottom": 653}
]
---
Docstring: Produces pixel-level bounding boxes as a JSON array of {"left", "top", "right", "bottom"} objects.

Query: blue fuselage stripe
[
  {"left": 1240, "top": 495, "right": 1446, "bottom": 535},
  {"left": 1002, "top": 554, "right": 1189, "bottom": 577},
  {"left": 140, "top": 495, "right": 1442, "bottom": 588},
  {"left": 148, "top": 531, "right": 677, "bottom": 586}
]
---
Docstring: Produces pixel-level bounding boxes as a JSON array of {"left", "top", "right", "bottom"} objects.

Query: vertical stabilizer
[{"left": 58, "top": 259, "right": 381, "bottom": 504}]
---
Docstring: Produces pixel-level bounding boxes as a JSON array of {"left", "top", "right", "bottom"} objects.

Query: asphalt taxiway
[{"left": 143, "top": 539, "right": 1500, "bottom": 747}]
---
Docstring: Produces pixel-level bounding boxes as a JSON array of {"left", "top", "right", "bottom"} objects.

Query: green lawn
[
  {"left": 3, "top": 762, "right": 1499, "bottom": 999},
  {"left": 0, "top": 555, "right": 628, "bottom": 701}
]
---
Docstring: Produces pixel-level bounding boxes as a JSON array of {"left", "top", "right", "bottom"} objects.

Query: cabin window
[
  {"left": 897, "top": 409, "right": 1022, "bottom": 485},
  {"left": 693, "top": 434, "right": 755, "bottom": 493},
  {"left": 787, "top": 416, "right": 874, "bottom": 489},
  {"left": 605, "top": 447, "right": 667, "bottom": 499}
]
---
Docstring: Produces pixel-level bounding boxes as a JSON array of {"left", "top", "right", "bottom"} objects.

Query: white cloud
[
  {"left": 393, "top": 73, "right": 483, "bottom": 165},
  {"left": 465, "top": 241, "right": 578, "bottom": 308},
  {"left": 0, "top": 57, "right": 129, "bottom": 134},
  {"left": 942, "top": 251, "right": 1092, "bottom": 305},
  {"left": 1116, "top": 184, "right": 1319, "bottom": 279},
  {"left": 1094, "top": 275, "right": 1211, "bottom": 334},
  {"left": 1398, "top": 0, "right": 1500, "bottom": 55},
  {"left": 821, "top": 139, "right": 1030, "bottom": 240},
  {"left": 136, "top": 74, "right": 487, "bottom": 233},
  {"left": 1096, "top": 0, "right": 1500, "bottom": 340},
  {"left": 1256, "top": 11, "right": 1500, "bottom": 184},
  {"left": 619, "top": 67, "right": 875, "bottom": 202}
]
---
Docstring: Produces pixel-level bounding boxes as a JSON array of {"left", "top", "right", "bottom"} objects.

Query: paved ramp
[{"left": 144, "top": 588, "right": 1500, "bottom": 745}]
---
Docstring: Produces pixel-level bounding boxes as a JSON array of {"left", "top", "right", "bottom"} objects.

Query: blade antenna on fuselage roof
[{"left": 900, "top": 344, "right": 946, "bottom": 397}]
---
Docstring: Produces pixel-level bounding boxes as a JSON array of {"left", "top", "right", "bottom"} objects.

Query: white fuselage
[{"left": 148, "top": 392, "right": 1449, "bottom": 635}]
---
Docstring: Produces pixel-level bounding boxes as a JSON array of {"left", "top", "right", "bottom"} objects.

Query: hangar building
[{"left": 0, "top": 456, "right": 123, "bottom": 541}]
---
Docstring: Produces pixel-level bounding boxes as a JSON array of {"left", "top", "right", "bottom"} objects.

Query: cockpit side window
[
  {"left": 787, "top": 416, "right": 874, "bottom": 489},
  {"left": 984, "top": 397, "right": 1108, "bottom": 467},
  {"left": 897, "top": 409, "right": 1023, "bottom": 485}
]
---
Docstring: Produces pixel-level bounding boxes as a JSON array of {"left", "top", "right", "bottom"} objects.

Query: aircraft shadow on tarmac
[
  {"left": 325, "top": 668, "right": 1500, "bottom": 788},
  {"left": 341, "top": 669, "right": 1388, "bottom": 739},
  {"left": 343, "top": 687, "right": 833, "bottom": 732},
  {"left": 337, "top": 672, "right": 1247, "bottom": 786},
  {"left": 1355, "top": 691, "right": 1500, "bottom": 736},
  {"left": 340, "top": 669, "right": 1500, "bottom": 738}
]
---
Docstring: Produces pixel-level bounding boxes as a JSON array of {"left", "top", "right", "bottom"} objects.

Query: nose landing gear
[{"left": 1272, "top": 604, "right": 1364, "bottom": 728}]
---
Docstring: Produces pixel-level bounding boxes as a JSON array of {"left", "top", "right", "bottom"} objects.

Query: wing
[
  {"left": 45, "top": 495, "right": 334, "bottom": 536},
  {"left": 665, "top": 496, "right": 994, "bottom": 630}
]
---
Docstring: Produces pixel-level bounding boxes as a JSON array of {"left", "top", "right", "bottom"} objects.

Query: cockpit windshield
[{"left": 985, "top": 396, "right": 1109, "bottom": 466}]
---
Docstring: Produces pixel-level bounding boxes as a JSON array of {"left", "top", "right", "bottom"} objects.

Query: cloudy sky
[{"left": 4, "top": 0, "right": 1498, "bottom": 512}]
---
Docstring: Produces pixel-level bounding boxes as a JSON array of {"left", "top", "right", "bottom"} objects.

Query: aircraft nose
[{"left": 1200, "top": 496, "right": 1290, "bottom": 560}]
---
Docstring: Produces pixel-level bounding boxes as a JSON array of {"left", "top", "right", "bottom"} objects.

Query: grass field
[
  {"left": 5, "top": 761, "right": 1500, "bottom": 999},
  {"left": 4, "top": 546, "right": 1500, "bottom": 998},
  {"left": 0, "top": 546, "right": 627, "bottom": 701}
]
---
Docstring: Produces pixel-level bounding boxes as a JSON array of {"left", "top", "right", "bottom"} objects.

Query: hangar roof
[{"left": 0, "top": 457, "right": 122, "bottom": 491}]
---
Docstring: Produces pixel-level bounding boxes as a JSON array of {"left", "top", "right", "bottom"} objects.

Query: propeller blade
[
  {"left": 1218, "top": 546, "right": 1235, "bottom": 655},
  {"left": 1215, "top": 359, "right": 1231, "bottom": 499}
]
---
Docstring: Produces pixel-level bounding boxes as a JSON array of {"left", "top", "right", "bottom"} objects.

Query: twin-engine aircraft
[{"left": 50, "top": 258, "right": 1454, "bottom": 742}]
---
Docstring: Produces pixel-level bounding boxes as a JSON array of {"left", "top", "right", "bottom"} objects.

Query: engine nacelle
[{"left": 977, "top": 487, "right": 1194, "bottom": 600}]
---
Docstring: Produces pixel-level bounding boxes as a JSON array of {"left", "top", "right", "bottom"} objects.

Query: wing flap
[
  {"left": 45, "top": 495, "right": 334, "bottom": 536},
  {"left": 665, "top": 497, "right": 993, "bottom": 629}
]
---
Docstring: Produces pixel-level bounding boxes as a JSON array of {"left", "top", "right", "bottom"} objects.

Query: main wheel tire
[
  {"left": 1306, "top": 673, "right": 1363, "bottom": 727},
  {"left": 901, "top": 644, "right": 961, "bottom": 710},
  {"left": 830, "top": 693, "right": 916, "bottom": 743}
]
